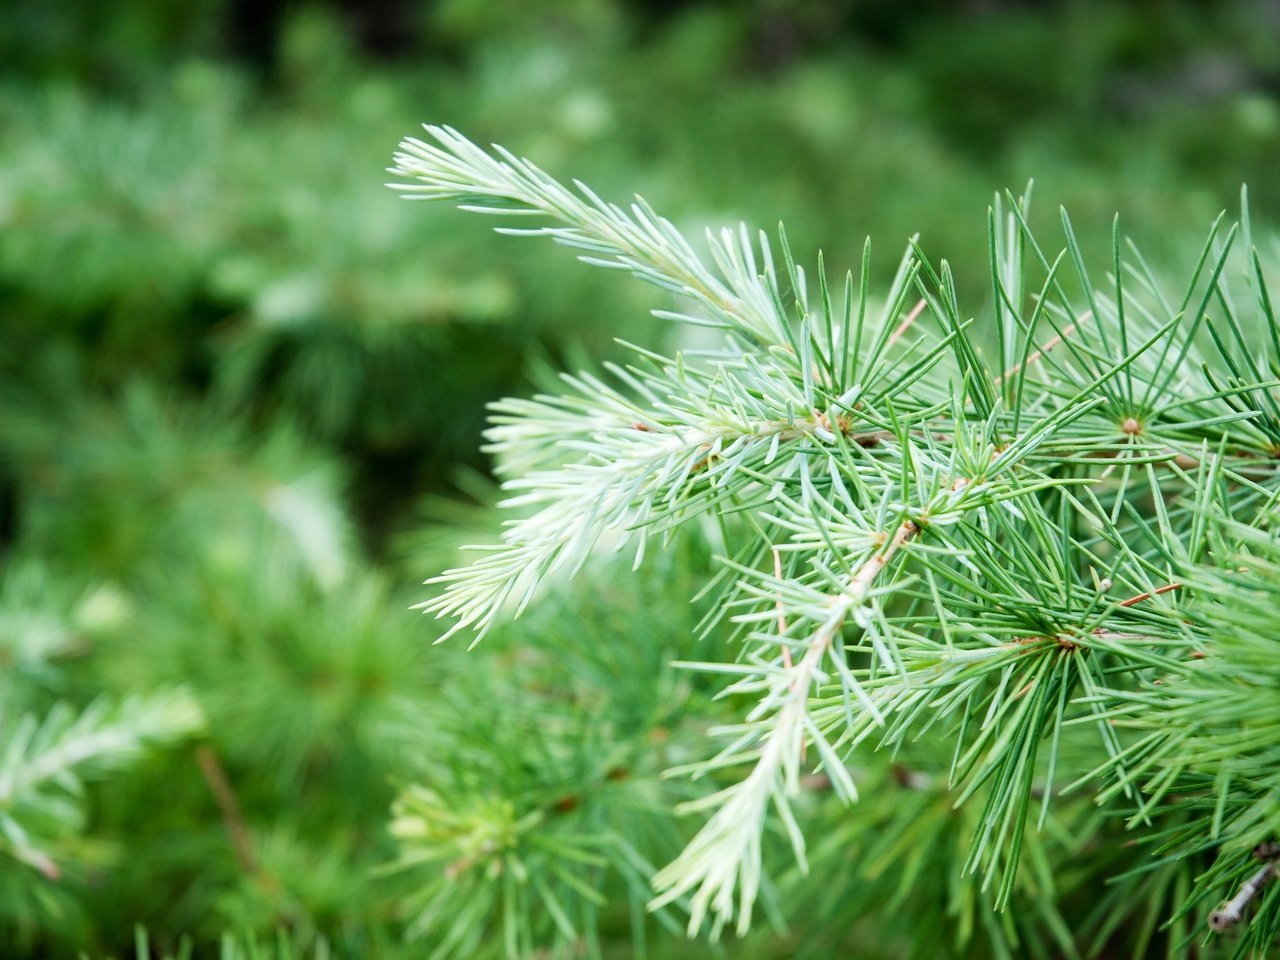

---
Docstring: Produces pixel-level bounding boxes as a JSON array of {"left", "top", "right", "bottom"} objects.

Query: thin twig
[
  {"left": 1117, "top": 582, "right": 1182, "bottom": 608},
  {"left": 195, "top": 744, "right": 259, "bottom": 875},
  {"left": 887, "top": 299, "right": 927, "bottom": 347},
  {"left": 197, "top": 745, "right": 313, "bottom": 930},
  {"left": 993, "top": 320, "right": 1081, "bottom": 386}
]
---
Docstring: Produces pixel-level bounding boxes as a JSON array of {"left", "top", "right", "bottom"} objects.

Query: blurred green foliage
[{"left": 2, "top": 1, "right": 1279, "bottom": 957}]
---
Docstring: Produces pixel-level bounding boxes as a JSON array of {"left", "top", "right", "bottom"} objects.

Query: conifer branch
[
  {"left": 0, "top": 693, "right": 202, "bottom": 805},
  {"left": 0, "top": 692, "right": 202, "bottom": 882},
  {"left": 391, "top": 126, "right": 1280, "bottom": 948},
  {"left": 389, "top": 125, "right": 791, "bottom": 347}
]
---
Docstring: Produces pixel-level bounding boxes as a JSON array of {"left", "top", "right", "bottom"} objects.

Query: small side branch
[
  {"left": 1117, "top": 582, "right": 1182, "bottom": 608},
  {"left": 650, "top": 518, "right": 920, "bottom": 934}
]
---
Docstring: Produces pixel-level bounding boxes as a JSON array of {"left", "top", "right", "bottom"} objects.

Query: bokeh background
[{"left": 2, "top": 1, "right": 1279, "bottom": 957}]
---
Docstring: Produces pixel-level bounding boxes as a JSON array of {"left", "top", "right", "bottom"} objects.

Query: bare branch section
[{"left": 1210, "top": 843, "right": 1280, "bottom": 933}]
